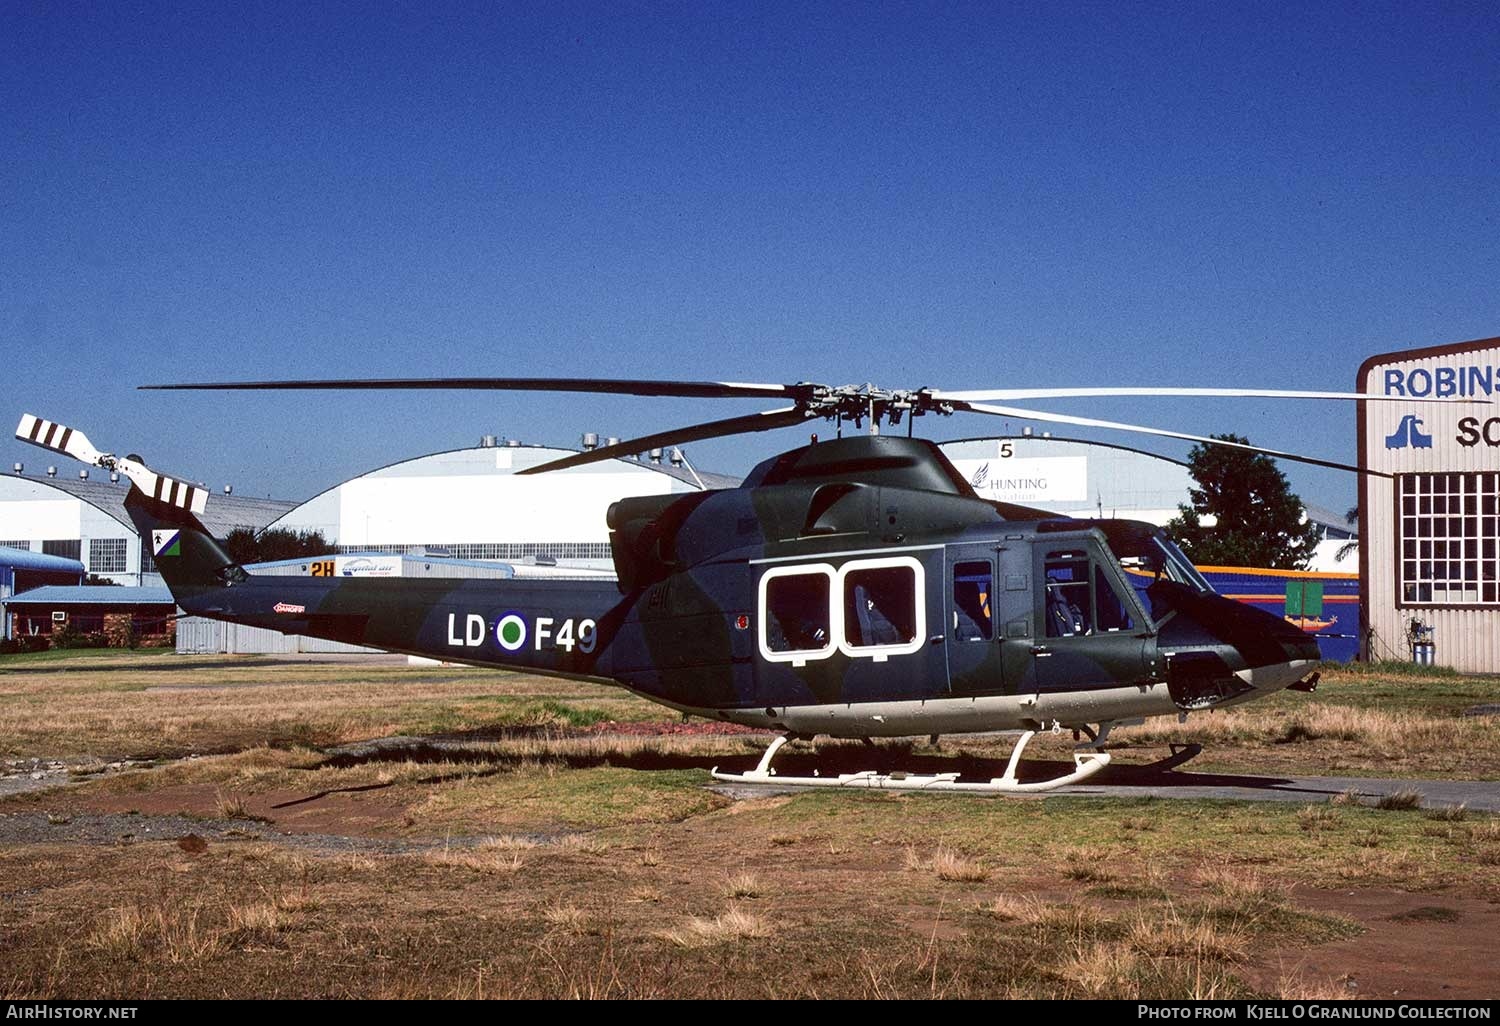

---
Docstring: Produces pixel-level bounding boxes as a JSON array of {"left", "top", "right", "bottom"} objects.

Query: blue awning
[{"left": 0, "top": 546, "right": 85, "bottom": 574}]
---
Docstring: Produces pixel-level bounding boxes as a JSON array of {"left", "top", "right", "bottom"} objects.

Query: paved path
[{"left": 1052, "top": 762, "right": 1500, "bottom": 810}]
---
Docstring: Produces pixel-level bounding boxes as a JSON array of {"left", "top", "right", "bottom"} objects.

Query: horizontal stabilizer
[{"left": 15, "top": 413, "right": 208, "bottom": 515}]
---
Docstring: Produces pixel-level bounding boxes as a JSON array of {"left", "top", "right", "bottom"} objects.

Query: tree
[
  {"left": 222, "top": 527, "right": 331, "bottom": 565},
  {"left": 1165, "top": 434, "right": 1323, "bottom": 570}
]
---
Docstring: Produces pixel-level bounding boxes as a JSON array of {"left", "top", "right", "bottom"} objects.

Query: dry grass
[
  {"left": 979, "top": 894, "right": 1048, "bottom": 924},
  {"left": 1127, "top": 907, "right": 1247, "bottom": 962},
  {"left": 1297, "top": 804, "right": 1340, "bottom": 831},
  {"left": 722, "top": 872, "right": 762, "bottom": 899},
  {"left": 86, "top": 907, "right": 147, "bottom": 959},
  {"left": 1194, "top": 867, "right": 1286, "bottom": 905},
  {"left": 541, "top": 904, "right": 589, "bottom": 934},
  {"left": 1470, "top": 820, "right": 1500, "bottom": 842},
  {"left": 422, "top": 848, "right": 526, "bottom": 874},
  {"left": 5, "top": 654, "right": 1498, "bottom": 1000},
  {"left": 223, "top": 900, "right": 288, "bottom": 940},
  {"left": 1057, "top": 943, "right": 1148, "bottom": 998},
  {"left": 214, "top": 790, "right": 251, "bottom": 820},
  {"left": 1424, "top": 804, "right": 1469, "bottom": 822},
  {"left": 0, "top": 654, "right": 669, "bottom": 761},
  {"left": 86, "top": 903, "right": 225, "bottom": 964},
  {"left": 926, "top": 847, "right": 990, "bottom": 883},
  {"left": 1064, "top": 861, "right": 1115, "bottom": 884},
  {"left": 1276, "top": 970, "right": 1354, "bottom": 1000},
  {"left": 1376, "top": 788, "right": 1424, "bottom": 811},
  {"left": 1110, "top": 687, "right": 1500, "bottom": 778},
  {"left": 658, "top": 908, "right": 772, "bottom": 948},
  {"left": 477, "top": 834, "right": 542, "bottom": 851}
]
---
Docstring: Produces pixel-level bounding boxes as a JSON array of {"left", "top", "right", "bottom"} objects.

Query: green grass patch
[{"left": 412, "top": 766, "right": 729, "bottom": 832}]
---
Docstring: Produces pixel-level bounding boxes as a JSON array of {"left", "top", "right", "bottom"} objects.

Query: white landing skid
[{"left": 710, "top": 730, "right": 1112, "bottom": 795}]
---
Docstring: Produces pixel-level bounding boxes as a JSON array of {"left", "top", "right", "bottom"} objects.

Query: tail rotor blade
[
  {"left": 15, "top": 414, "right": 209, "bottom": 514},
  {"left": 15, "top": 414, "right": 107, "bottom": 466}
]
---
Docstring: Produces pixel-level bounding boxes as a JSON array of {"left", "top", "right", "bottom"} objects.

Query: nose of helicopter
[{"left": 1153, "top": 583, "right": 1323, "bottom": 704}]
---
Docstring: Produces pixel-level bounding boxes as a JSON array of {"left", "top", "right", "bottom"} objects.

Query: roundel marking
[{"left": 495, "top": 613, "right": 527, "bottom": 652}]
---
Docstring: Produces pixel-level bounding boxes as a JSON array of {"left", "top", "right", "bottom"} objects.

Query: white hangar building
[
  {"left": 263, "top": 440, "right": 739, "bottom": 567},
  {"left": 0, "top": 466, "right": 295, "bottom": 586},
  {"left": 1359, "top": 334, "right": 1500, "bottom": 672}
]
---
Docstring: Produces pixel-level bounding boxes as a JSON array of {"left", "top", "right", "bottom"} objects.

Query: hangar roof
[
  {"left": 0, "top": 473, "right": 298, "bottom": 538},
  {"left": 5, "top": 585, "right": 174, "bottom": 606}
]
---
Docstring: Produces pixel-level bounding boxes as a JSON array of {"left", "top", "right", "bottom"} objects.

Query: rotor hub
[{"left": 797, "top": 385, "right": 954, "bottom": 430}]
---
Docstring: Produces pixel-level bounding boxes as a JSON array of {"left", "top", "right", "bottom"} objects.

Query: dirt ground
[{"left": 1, "top": 654, "right": 1498, "bottom": 999}]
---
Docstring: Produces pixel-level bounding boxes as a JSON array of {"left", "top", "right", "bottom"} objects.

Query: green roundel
[{"left": 495, "top": 614, "right": 527, "bottom": 652}]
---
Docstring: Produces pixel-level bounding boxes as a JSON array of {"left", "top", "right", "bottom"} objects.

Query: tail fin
[{"left": 16, "top": 413, "right": 246, "bottom": 592}]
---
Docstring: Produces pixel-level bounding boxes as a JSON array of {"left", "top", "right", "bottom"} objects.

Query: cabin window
[
  {"left": 837, "top": 556, "right": 926, "bottom": 660},
  {"left": 844, "top": 565, "right": 918, "bottom": 648},
  {"left": 759, "top": 565, "right": 836, "bottom": 664},
  {"left": 758, "top": 556, "right": 926, "bottom": 664},
  {"left": 952, "top": 560, "right": 992, "bottom": 640}
]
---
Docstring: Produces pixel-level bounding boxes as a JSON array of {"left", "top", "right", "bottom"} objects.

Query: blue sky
[{"left": 4, "top": 2, "right": 1498, "bottom": 511}]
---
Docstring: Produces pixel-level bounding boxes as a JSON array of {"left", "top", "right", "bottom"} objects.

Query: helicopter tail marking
[{"left": 16, "top": 413, "right": 208, "bottom": 515}]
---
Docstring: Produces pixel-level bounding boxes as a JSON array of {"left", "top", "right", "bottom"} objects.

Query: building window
[
  {"left": 0, "top": 540, "right": 31, "bottom": 551},
  {"left": 1398, "top": 472, "right": 1500, "bottom": 605},
  {"left": 89, "top": 538, "right": 129, "bottom": 575},
  {"left": 42, "top": 539, "right": 81, "bottom": 561},
  {"left": 334, "top": 542, "right": 614, "bottom": 561}
]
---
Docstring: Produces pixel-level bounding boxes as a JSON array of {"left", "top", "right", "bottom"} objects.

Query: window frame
[
  {"left": 757, "top": 555, "right": 928, "bottom": 666},
  {"left": 836, "top": 556, "right": 927, "bottom": 663},
  {"left": 1395, "top": 471, "right": 1500, "bottom": 608},
  {"left": 758, "top": 563, "right": 838, "bottom": 667}
]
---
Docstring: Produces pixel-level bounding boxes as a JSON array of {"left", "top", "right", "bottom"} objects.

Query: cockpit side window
[
  {"left": 1094, "top": 564, "right": 1135, "bottom": 632},
  {"left": 1044, "top": 551, "right": 1091, "bottom": 637},
  {"left": 1043, "top": 549, "right": 1137, "bottom": 637}
]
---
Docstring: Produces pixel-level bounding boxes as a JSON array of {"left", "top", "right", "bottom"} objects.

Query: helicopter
[{"left": 13, "top": 377, "right": 1472, "bottom": 793}]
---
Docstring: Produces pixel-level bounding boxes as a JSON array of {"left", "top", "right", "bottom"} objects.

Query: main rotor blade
[
  {"left": 934, "top": 386, "right": 1485, "bottom": 404},
  {"left": 140, "top": 377, "right": 799, "bottom": 400},
  {"left": 517, "top": 406, "right": 811, "bottom": 476},
  {"left": 956, "top": 402, "right": 1387, "bottom": 476}
]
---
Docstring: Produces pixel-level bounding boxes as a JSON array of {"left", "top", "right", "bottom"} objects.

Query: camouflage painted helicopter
[{"left": 13, "top": 378, "right": 1457, "bottom": 793}]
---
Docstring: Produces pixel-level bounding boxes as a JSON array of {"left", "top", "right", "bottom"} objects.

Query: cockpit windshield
[
  {"left": 1091, "top": 523, "right": 1213, "bottom": 625},
  {"left": 1134, "top": 535, "right": 1212, "bottom": 592}
]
